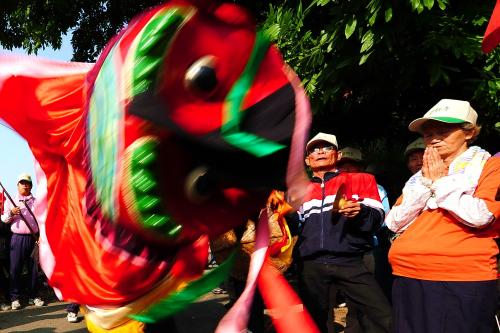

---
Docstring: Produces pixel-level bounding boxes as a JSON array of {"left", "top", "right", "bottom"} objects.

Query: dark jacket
[{"left": 294, "top": 171, "right": 384, "bottom": 264}]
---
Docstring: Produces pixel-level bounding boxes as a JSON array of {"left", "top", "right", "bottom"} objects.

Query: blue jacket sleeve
[{"left": 351, "top": 204, "right": 384, "bottom": 233}]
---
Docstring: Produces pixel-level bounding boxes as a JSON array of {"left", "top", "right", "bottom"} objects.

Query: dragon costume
[
  {"left": 0, "top": 0, "right": 317, "bottom": 332},
  {"left": 483, "top": 0, "right": 500, "bottom": 53}
]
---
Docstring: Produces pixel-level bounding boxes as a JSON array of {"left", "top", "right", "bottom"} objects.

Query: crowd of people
[
  {"left": 208, "top": 98, "right": 499, "bottom": 333},
  {"left": 286, "top": 98, "right": 500, "bottom": 333},
  {"left": 0, "top": 98, "right": 499, "bottom": 333}
]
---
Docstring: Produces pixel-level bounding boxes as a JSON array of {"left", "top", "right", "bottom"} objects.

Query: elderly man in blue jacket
[{"left": 293, "top": 132, "right": 391, "bottom": 333}]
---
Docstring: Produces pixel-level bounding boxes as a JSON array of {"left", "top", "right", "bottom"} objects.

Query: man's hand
[
  {"left": 338, "top": 200, "right": 361, "bottom": 218},
  {"left": 422, "top": 147, "right": 447, "bottom": 182},
  {"left": 10, "top": 207, "right": 21, "bottom": 216}
]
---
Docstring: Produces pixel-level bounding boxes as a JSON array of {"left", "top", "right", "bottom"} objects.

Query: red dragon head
[{"left": 85, "top": 0, "right": 310, "bottom": 249}]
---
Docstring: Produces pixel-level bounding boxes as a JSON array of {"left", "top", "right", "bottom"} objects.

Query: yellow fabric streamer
[
  {"left": 86, "top": 317, "right": 146, "bottom": 333},
  {"left": 82, "top": 274, "right": 187, "bottom": 330}
]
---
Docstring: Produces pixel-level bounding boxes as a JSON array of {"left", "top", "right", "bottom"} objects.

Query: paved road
[
  {"left": 0, "top": 301, "right": 87, "bottom": 333},
  {"left": 0, "top": 291, "right": 346, "bottom": 332},
  {"left": 0, "top": 292, "right": 230, "bottom": 333}
]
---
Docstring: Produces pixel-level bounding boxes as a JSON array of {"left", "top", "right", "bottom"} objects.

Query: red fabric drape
[
  {"left": 483, "top": 0, "right": 500, "bottom": 53},
  {"left": 0, "top": 191, "right": 4, "bottom": 215}
]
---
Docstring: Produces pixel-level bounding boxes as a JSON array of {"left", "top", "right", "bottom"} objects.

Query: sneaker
[
  {"left": 67, "top": 312, "right": 78, "bottom": 323},
  {"left": 0, "top": 303, "right": 10, "bottom": 311},
  {"left": 11, "top": 300, "right": 21, "bottom": 310},
  {"left": 28, "top": 297, "right": 45, "bottom": 307}
]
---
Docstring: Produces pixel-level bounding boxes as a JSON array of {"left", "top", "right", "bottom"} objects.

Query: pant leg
[
  {"left": 373, "top": 241, "right": 393, "bottom": 302},
  {"left": 441, "top": 280, "right": 497, "bottom": 333},
  {"left": 27, "top": 244, "right": 38, "bottom": 299},
  {"left": 392, "top": 276, "right": 497, "bottom": 333},
  {"left": 345, "top": 305, "right": 363, "bottom": 333},
  {"left": 9, "top": 234, "right": 27, "bottom": 301},
  {"left": 0, "top": 257, "right": 9, "bottom": 300},
  {"left": 0, "top": 233, "right": 10, "bottom": 300},
  {"left": 344, "top": 251, "right": 376, "bottom": 333},
  {"left": 362, "top": 250, "right": 375, "bottom": 274},
  {"left": 66, "top": 303, "right": 80, "bottom": 314},
  {"left": 327, "top": 285, "right": 340, "bottom": 333},
  {"left": 335, "top": 262, "right": 392, "bottom": 333},
  {"left": 9, "top": 234, "right": 35, "bottom": 301},
  {"left": 298, "top": 260, "right": 332, "bottom": 333}
]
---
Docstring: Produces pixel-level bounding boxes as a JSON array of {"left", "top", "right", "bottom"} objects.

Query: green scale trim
[
  {"left": 131, "top": 8, "right": 188, "bottom": 98},
  {"left": 124, "top": 7, "right": 190, "bottom": 236},
  {"left": 88, "top": 6, "right": 190, "bottom": 228},
  {"left": 221, "top": 31, "right": 286, "bottom": 158},
  {"left": 128, "top": 139, "right": 182, "bottom": 238},
  {"left": 88, "top": 43, "right": 122, "bottom": 221}
]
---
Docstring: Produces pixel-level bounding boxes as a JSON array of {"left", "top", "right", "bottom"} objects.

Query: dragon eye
[
  {"left": 184, "top": 56, "right": 217, "bottom": 94},
  {"left": 185, "top": 166, "right": 215, "bottom": 204}
]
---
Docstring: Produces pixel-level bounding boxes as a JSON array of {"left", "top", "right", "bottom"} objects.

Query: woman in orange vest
[{"left": 386, "top": 99, "right": 500, "bottom": 333}]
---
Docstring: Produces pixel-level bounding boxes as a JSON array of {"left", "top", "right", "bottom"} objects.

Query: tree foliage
[
  {"left": 257, "top": 0, "right": 499, "bottom": 151},
  {"left": 0, "top": 0, "right": 164, "bottom": 61}
]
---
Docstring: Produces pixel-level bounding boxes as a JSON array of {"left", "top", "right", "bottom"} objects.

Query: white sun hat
[
  {"left": 409, "top": 99, "right": 477, "bottom": 133},
  {"left": 306, "top": 132, "right": 338, "bottom": 151}
]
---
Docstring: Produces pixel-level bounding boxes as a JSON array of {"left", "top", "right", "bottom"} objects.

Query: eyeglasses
[{"left": 308, "top": 146, "right": 336, "bottom": 155}]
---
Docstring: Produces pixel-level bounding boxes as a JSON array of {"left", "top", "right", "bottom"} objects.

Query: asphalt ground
[
  {"left": 0, "top": 284, "right": 347, "bottom": 332},
  {"left": 0, "top": 288, "right": 231, "bottom": 333},
  {"left": 0, "top": 299, "right": 87, "bottom": 332}
]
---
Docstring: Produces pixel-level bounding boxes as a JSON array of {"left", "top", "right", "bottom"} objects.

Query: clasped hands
[
  {"left": 339, "top": 200, "right": 361, "bottom": 218},
  {"left": 421, "top": 146, "right": 447, "bottom": 183}
]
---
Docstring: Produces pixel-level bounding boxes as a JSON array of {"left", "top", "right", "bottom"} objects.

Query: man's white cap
[
  {"left": 339, "top": 147, "right": 363, "bottom": 162},
  {"left": 306, "top": 132, "right": 338, "bottom": 151},
  {"left": 17, "top": 173, "right": 32, "bottom": 183},
  {"left": 404, "top": 138, "right": 426, "bottom": 156},
  {"left": 409, "top": 99, "right": 478, "bottom": 132}
]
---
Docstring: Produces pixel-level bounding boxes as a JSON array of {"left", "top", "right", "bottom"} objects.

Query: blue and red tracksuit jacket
[{"left": 295, "top": 171, "right": 384, "bottom": 264}]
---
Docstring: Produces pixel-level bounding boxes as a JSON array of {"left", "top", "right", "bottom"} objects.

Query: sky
[{"left": 0, "top": 35, "right": 74, "bottom": 196}]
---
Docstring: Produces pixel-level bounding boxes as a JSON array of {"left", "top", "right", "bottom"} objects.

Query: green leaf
[
  {"left": 266, "top": 23, "right": 281, "bottom": 40},
  {"left": 344, "top": 17, "right": 357, "bottom": 39},
  {"left": 410, "top": 0, "right": 421, "bottom": 11},
  {"left": 327, "top": 41, "right": 333, "bottom": 53},
  {"left": 384, "top": 8, "right": 393, "bottom": 22},
  {"left": 423, "top": 0, "right": 434, "bottom": 10},
  {"left": 320, "top": 30, "right": 328, "bottom": 44},
  {"left": 360, "top": 31, "right": 374, "bottom": 53},
  {"left": 361, "top": 30, "right": 374, "bottom": 44},
  {"left": 437, "top": 0, "right": 448, "bottom": 10},
  {"left": 472, "top": 17, "right": 488, "bottom": 27},
  {"left": 315, "top": 0, "right": 331, "bottom": 6},
  {"left": 410, "top": 0, "right": 425, "bottom": 13},
  {"left": 368, "top": 10, "right": 378, "bottom": 26},
  {"left": 359, "top": 51, "right": 374, "bottom": 65}
]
